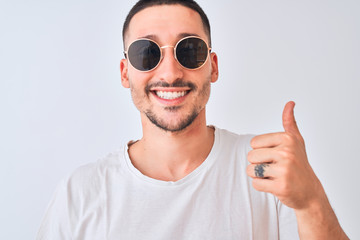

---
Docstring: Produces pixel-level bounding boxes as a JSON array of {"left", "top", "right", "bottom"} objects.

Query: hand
[
  {"left": 246, "top": 101, "right": 323, "bottom": 210},
  {"left": 247, "top": 102, "right": 349, "bottom": 239}
]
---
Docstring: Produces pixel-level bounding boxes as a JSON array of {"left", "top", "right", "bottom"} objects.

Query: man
[{"left": 37, "top": 0, "right": 348, "bottom": 239}]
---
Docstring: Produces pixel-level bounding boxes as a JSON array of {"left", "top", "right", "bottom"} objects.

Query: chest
[{"left": 72, "top": 172, "right": 280, "bottom": 240}]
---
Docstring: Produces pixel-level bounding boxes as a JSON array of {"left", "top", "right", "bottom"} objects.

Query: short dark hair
[{"left": 122, "top": 0, "right": 211, "bottom": 47}]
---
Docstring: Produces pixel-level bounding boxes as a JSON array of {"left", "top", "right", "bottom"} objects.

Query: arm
[
  {"left": 295, "top": 191, "right": 348, "bottom": 239},
  {"left": 246, "top": 101, "right": 348, "bottom": 239}
]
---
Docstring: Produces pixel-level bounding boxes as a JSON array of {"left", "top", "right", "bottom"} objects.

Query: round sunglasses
[{"left": 124, "top": 36, "right": 211, "bottom": 72}]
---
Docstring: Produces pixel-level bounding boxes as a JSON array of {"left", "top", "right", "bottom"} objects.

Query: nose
[{"left": 156, "top": 47, "right": 184, "bottom": 84}]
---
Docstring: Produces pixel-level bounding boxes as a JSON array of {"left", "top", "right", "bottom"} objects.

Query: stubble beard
[
  {"left": 145, "top": 104, "right": 200, "bottom": 132},
  {"left": 133, "top": 79, "right": 211, "bottom": 133}
]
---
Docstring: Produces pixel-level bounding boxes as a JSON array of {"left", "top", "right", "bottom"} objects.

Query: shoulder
[
  {"left": 210, "top": 126, "right": 255, "bottom": 171},
  {"left": 64, "top": 148, "right": 126, "bottom": 195},
  {"left": 214, "top": 126, "right": 255, "bottom": 153},
  {"left": 37, "top": 148, "right": 127, "bottom": 239}
]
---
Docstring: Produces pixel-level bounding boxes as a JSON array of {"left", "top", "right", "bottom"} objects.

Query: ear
[
  {"left": 210, "top": 52, "right": 219, "bottom": 83},
  {"left": 120, "top": 58, "right": 130, "bottom": 88}
]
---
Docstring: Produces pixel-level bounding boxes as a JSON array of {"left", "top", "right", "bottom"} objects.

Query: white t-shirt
[{"left": 37, "top": 127, "right": 299, "bottom": 240}]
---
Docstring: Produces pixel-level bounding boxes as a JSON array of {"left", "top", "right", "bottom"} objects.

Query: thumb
[{"left": 282, "top": 101, "right": 302, "bottom": 138}]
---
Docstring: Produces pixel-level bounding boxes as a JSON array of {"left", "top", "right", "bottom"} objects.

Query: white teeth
[{"left": 156, "top": 91, "right": 187, "bottom": 100}]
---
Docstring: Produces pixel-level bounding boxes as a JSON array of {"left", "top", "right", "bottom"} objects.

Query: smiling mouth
[{"left": 154, "top": 90, "right": 190, "bottom": 100}]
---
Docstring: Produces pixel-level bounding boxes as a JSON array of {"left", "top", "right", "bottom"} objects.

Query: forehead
[{"left": 126, "top": 4, "right": 206, "bottom": 46}]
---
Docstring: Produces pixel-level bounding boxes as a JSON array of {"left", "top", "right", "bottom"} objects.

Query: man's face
[{"left": 120, "top": 4, "right": 218, "bottom": 132}]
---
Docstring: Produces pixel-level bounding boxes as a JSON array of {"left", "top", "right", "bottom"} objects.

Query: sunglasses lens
[
  {"left": 176, "top": 37, "right": 208, "bottom": 69},
  {"left": 128, "top": 39, "right": 161, "bottom": 71}
]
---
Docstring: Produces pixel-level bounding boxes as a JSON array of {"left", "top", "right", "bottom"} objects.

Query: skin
[
  {"left": 120, "top": 4, "right": 348, "bottom": 239},
  {"left": 246, "top": 101, "right": 348, "bottom": 239},
  {"left": 120, "top": 5, "right": 218, "bottom": 181}
]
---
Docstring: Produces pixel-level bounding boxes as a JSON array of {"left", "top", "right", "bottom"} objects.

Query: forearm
[{"left": 295, "top": 186, "right": 349, "bottom": 240}]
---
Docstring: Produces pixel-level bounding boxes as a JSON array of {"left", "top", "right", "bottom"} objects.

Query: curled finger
[{"left": 247, "top": 163, "right": 272, "bottom": 179}]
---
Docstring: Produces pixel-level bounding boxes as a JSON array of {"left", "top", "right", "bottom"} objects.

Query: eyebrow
[{"left": 139, "top": 32, "right": 201, "bottom": 43}]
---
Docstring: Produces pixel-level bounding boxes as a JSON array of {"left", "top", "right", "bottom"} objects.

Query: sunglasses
[{"left": 124, "top": 36, "right": 211, "bottom": 72}]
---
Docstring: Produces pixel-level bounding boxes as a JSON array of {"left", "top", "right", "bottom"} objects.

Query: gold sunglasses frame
[{"left": 124, "top": 36, "right": 212, "bottom": 72}]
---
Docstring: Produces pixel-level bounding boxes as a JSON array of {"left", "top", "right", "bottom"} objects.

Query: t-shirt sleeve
[
  {"left": 36, "top": 179, "right": 72, "bottom": 240},
  {"left": 277, "top": 199, "right": 300, "bottom": 239}
]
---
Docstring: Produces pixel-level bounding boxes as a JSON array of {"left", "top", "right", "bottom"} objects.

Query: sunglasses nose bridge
[
  {"left": 155, "top": 45, "right": 184, "bottom": 81},
  {"left": 160, "top": 45, "right": 175, "bottom": 49},
  {"left": 160, "top": 45, "right": 175, "bottom": 58},
  {"left": 159, "top": 45, "right": 178, "bottom": 65}
]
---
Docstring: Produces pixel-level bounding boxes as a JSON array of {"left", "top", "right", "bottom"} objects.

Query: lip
[
  {"left": 150, "top": 87, "right": 191, "bottom": 92},
  {"left": 150, "top": 88, "right": 191, "bottom": 106}
]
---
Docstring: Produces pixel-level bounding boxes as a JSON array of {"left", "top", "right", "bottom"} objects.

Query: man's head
[
  {"left": 120, "top": 0, "right": 218, "bottom": 133},
  {"left": 122, "top": 0, "right": 211, "bottom": 48}
]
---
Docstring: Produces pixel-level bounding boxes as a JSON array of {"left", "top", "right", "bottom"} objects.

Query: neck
[{"left": 128, "top": 110, "right": 214, "bottom": 181}]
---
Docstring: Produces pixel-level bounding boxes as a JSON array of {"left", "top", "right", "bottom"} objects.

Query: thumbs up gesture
[
  {"left": 246, "top": 101, "right": 323, "bottom": 210},
  {"left": 247, "top": 101, "right": 349, "bottom": 238}
]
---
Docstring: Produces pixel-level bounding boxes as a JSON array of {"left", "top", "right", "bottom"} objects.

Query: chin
[{"left": 146, "top": 109, "right": 199, "bottom": 133}]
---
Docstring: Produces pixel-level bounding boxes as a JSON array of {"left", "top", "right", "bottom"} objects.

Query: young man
[{"left": 37, "top": 0, "right": 348, "bottom": 239}]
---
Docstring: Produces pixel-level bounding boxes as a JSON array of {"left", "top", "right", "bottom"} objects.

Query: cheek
[
  {"left": 192, "top": 76, "right": 211, "bottom": 107},
  {"left": 200, "top": 80, "right": 211, "bottom": 101},
  {"left": 130, "top": 86, "right": 146, "bottom": 112},
  {"left": 128, "top": 77, "right": 148, "bottom": 109},
  {"left": 127, "top": 71, "right": 146, "bottom": 92}
]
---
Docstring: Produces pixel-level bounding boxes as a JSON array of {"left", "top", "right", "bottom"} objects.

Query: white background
[{"left": 1, "top": 0, "right": 359, "bottom": 239}]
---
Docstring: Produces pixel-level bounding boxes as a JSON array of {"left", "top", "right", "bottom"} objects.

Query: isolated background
[{"left": 1, "top": 0, "right": 359, "bottom": 239}]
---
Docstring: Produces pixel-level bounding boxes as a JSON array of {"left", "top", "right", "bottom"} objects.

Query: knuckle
[
  {"left": 247, "top": 150, "right": 255, "bottom": 161},
  {"left": 278, "top": 147, "right": 296, "bottom": 162},
  {"left": 282, "top": 132, "right": 295, "bottom": 144},
  {"left": 247, "top": 150, "right": 252, "bottom": 159},
  {"left": 278, "top": 149, "right": 289, "bottom": 159},
  {"left": 246, "top": 165, "right": 253, "bottom": 176},
  {"left": 252, "top": 181, "right": 259, "bottom": 190},
  {"left": 250, "top": 137, "right": 257, "bottom": 148},
  {"left": 278, "top": 149, "right": 291, "bottom": 159},
  {"left": 252, "top": 180, "right": 263, "bottom": 192}
]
